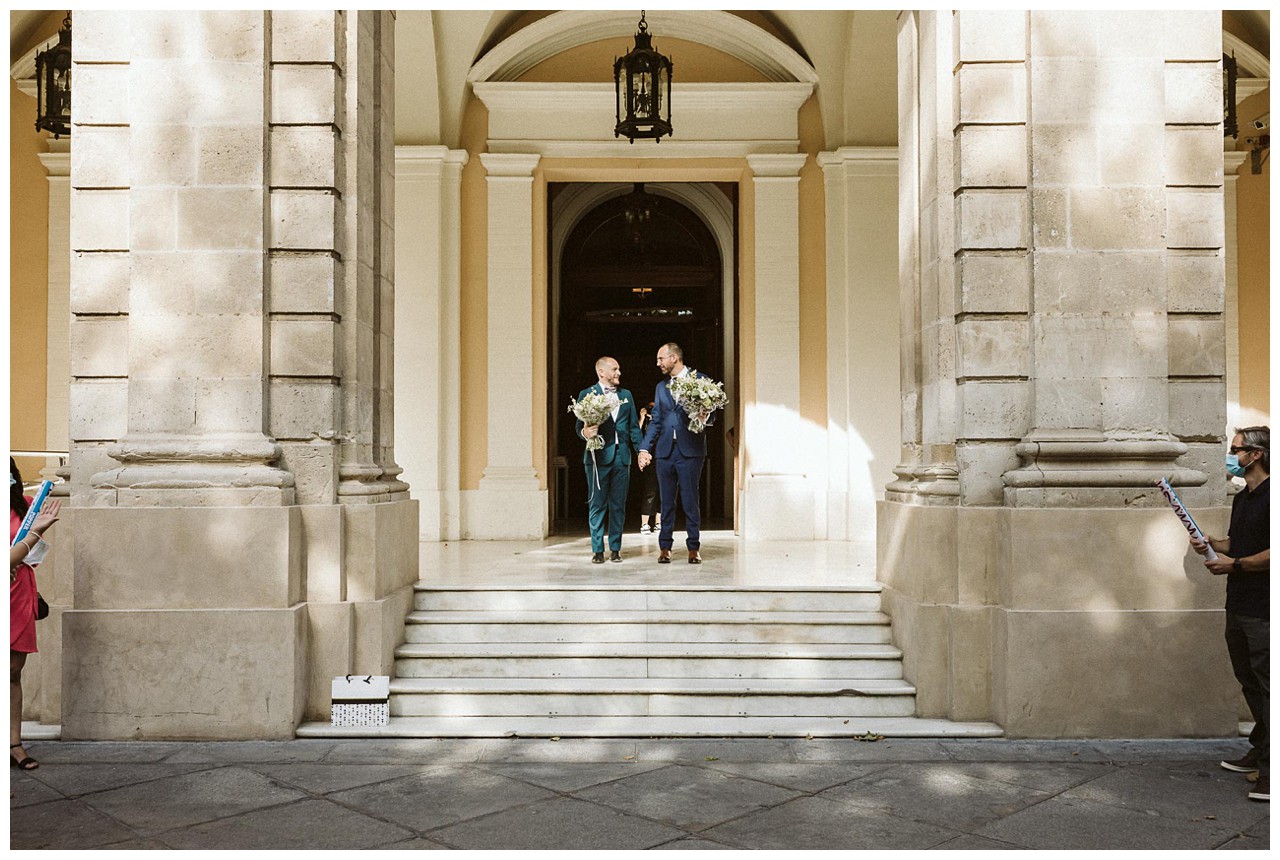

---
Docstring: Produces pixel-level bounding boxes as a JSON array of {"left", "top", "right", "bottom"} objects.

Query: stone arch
[{"left": 467, "top": 10, "right": 818, "bottom": 85}]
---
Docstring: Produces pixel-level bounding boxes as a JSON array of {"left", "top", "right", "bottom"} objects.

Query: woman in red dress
[{"left": 10, "top": 458, "right": 60, "bottom": 771}]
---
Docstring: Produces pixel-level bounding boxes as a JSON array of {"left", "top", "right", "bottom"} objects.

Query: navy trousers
[
  {"left": 656, "top": 448, "right": 704, "bottom": 551},
  {"left": 585, "top": 456, "right": 629, "bottom": 553}
]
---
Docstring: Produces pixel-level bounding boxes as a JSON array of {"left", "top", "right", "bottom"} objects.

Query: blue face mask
[
  {"left": 1226, "top": 453, "right": 1248, "bottom": 478},
  {"left": 8, "top": 474, "right": 14, "bottom": 488}
]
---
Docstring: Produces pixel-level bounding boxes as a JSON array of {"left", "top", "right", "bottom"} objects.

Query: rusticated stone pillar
[
  {"left": 62, "top": 11, "right": 416, "bottom": 740},
  {"left": 880, "top": 10, "right": 1236, "bottom": 739}
]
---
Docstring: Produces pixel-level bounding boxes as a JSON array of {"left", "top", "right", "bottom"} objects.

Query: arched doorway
[{"left": 549, "top": 182, "right": 737, "bottom": 534}]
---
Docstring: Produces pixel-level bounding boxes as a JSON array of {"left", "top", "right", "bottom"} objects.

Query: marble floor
[{"left": 418, "top": 531, "right": 878, "bottom": 588}]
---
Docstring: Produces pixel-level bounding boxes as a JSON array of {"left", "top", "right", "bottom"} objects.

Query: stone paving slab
[
  {"left": 817, "top": 763, "right": 1059, "bottom": 833},
  {"left": 974, "top": 793, "right": 1244, "bottom": 850},
  {"left": 574, "top": 764, "right": 804, "bottom": 831},
  {"left": 8, "top": 738, "right": 1271, "bottom": 850},
  {"left": 475, "top": 761, "right": 668, "bottom": 792},
  {"left": 158, "top": 797, "right": 414, "bottom": 850},
  {"left": 73, "top": 766, "right": 309, "bottom": 835},
  {"left": 326, "top": 766, "right": 556, "bottom": 832},
  {"left": 429, "top": 795, "right": 689, "bottom": 850},
  {"left": 700, "top": 795, "right": 961, "bottom": 850}
]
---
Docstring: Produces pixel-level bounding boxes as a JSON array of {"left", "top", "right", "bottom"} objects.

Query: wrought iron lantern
[
  {"left": 614, "top": 12, "right": 672, "bottom": 143},
  {"left": 35, "top": 14, "right": 72, "bottom": 138},
  {"left": 1223, "top": 52, "right": 1238, "bottom": 139}
]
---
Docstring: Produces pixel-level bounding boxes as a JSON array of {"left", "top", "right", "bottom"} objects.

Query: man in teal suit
[{"left": 576, "top": 356, "right": 644, "bottom": 563}]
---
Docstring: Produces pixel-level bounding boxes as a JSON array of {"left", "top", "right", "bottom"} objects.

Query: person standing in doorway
[
  {"left": 637, "top": 342, "right": 713, "bottom": 564},
  {"left": 1192, "top": 426, "right": 1270, "bottom": 803},
  {"left": 576, "top": 357, "right": 643, "bottom": 564},
  {"left": 637, "top": 402, "right": 660, "bottom": 534}
]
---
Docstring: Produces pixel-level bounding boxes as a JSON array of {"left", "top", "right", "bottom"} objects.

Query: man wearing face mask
[{"left": 1192, "top": 426, "right": 1270, "bottom": 803}]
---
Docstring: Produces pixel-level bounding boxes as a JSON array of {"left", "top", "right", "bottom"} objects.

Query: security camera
[{"left": 1252, "top": 113, "right": 1270, "bottom": 131}]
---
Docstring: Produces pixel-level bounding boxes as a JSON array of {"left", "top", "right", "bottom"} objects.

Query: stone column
[
  {"left": 741, "top": 153, "right": 813, "bottom": 539},
  {"left": 818, "top": 147, "right": 899, "bottom": 546},
  {"left": 880, "top": 11, "right": 1237, "bottom": 738},
  {"left": 62, "top": 11, "right": 417, "bottom": 740},
  {"left": 886, "top": 11, "right": 961, "bottom": 506},
  {"left": 395, "top": 145, "right": 468, "bottom": 541},
  {"left": 469, "top": 152, "right": 547, "bottom": 539}
]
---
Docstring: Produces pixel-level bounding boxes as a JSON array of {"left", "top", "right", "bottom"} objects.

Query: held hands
[{"left": 637, "top": 451, "right": 652, "bottom": 471}]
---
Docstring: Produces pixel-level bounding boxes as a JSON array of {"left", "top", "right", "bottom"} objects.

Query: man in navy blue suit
[
  {"left": 637, "top": 342, "right": 713, "bottom": 564},
  {"left": 576, "top": 356, "right": 643, "bottom": 564}
]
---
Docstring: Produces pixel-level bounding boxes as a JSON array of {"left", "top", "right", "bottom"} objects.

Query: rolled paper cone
[{"left": 1156, "top": 478, "right": 1217, "bottom": 561}]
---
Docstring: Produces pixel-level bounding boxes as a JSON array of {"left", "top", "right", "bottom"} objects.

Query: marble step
[
  {"left": 414, "top": 586, "right": 883, "bottom": 613},
  {"left": 402, "top": 610, "right": 894, "bottom": 645},
  {"left": 395, "top": 642, "right": 905, "bottom": 680},
  {"left": 298, "top": 715, "right": 1005, "bottom": 739},
  {"left": 386, "top": 677, "right": 916, "bottom": 718}
]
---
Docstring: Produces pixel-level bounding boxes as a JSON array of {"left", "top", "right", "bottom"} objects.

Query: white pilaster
[
  {"left": 741, "top": 153, "right": 812, "bottom": 540},
  {"left": 395, "top": 145, "right": 467, "bottom": 540},
  {"left": 38, "top": 139, "right": 72, "bottom": 463},
  {"left": 1222, "top": 150, "right": 1248, "bottom": 435},
  {"left": 467, "top": 152, "right": 548, "bottom": 539},
  {"left": 819, "top": 147, "right": 899, "bottom": 546}
]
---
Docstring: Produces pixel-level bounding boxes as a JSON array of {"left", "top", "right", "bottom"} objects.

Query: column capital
[
  {"left": 395, "top": 145, "right": 468, "bottom": 170},
  {"left": 746, "top": 153, "right": 808, "bottom": 178},
  {"left": 1223, "top": 150, "right": 1248, "bottom": 178},
  {"left": 817, "top": 146, "right": 899, "bottom": 175},
  {"left": 479, "top": 152, "right": 541, "bottom": 177},
  {"left": 37, "top": 138, "right": 71, "bottom": 178}
]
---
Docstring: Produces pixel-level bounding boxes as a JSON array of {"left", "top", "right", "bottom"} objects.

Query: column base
[
  {"left": 463, "top": 482, "right": 548, "bottom": 539},
  {"left": 62, "top": 606, "right": 307, "bottom": 740},
  {"left": 741, "top": 475, "right": 815, "bottom": 540},
  {"left": 877, "top": 498, "right": 1238, "bottom": 736}
]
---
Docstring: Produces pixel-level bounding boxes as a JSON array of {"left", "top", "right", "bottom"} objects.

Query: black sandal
[{"left": 10, "top": 742, "right": 38, "bottom": 771}]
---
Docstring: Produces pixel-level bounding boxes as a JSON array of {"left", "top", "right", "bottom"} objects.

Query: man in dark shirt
[{"left": 1193, "top": 426, "right": 1270, "bottom": 802}]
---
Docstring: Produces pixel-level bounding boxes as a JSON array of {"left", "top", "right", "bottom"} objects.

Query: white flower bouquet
[
  {"left": 667, "top": 372, "right": 728, "bottom": 434},
  {"left": 569, "top": 392, "right": 625, "bottom": 451}
]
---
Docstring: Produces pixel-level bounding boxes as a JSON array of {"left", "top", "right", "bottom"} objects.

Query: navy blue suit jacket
[
  {"left": 574, "top": 384, "right": 643, "bottom": 466},
  {"left": 641, "top": 371, "right": 715, "bottom": 459}
]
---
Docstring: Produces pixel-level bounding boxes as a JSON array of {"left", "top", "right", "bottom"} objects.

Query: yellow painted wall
[
  {"left": 11, "top": 11, "right": 64, "bottom": 476},
  {"left": 1235, "top": 94, "right": 1270, "bottom": 423},
  {"left": 456, "top": 37, "right": 828, "bottom": 493}
]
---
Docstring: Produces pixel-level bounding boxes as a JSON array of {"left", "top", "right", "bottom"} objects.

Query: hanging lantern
[
  {"left": 614, "top": 12, "right": 672, "bottom": 143},
  {"left": 1223, "top": 52, "right": 1239, "bottom": 139},
  {"left": 35, "top": 14, "right": 72, "bottom": 138}
]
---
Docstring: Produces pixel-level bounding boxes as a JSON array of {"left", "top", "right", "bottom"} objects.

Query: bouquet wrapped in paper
[
  {"left": 569, "top": 391, "right": 625, "bottom": 451},
  {"left": 667, "top": 372, "right": 728, "bottom": 434}
]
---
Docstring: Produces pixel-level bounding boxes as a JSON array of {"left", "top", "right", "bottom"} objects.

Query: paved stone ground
[{"left": 9, "top": 738, "right": 1269, "bottom": 850}]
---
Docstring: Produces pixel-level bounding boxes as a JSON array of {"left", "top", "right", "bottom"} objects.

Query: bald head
[{"left": 595, "top": 356, "right": 621, "bottom": 387}]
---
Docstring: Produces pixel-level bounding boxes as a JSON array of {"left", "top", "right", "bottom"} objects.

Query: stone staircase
[{"left": 299, "top": 582, "right": 1003, "bottom": 738}]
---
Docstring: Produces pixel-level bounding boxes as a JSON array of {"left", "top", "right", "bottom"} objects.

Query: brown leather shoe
[
  {"left": 688, "top": 550, "right": 702, "bottom": 564},
  {"left": 658, "top": 549, "right": 671, "bottom": 564}
]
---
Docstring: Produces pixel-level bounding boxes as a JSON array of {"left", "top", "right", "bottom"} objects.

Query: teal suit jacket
[{"left": 575, "top": 384, "right": 643, "bottom": 466}]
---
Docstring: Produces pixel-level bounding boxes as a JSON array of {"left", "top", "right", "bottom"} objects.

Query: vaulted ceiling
[{"left": 10, "top": 9, "right": 1272, "bottom": 151}]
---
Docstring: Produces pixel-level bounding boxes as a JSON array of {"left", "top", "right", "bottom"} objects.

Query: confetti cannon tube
[{"left": 1156, "top": 478, "right": 1217, "bottom": 561}]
